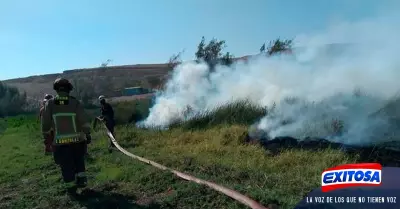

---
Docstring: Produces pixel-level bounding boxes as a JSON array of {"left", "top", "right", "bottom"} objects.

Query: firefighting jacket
[
  {"left": 101, "top": 102, "right": 114, "bottom": 122},
  {"left": 41, "top": 93, "right": 91, "bottom": 146}
]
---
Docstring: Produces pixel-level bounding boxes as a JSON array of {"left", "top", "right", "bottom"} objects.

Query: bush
[
  {"left": 170, "top": 100, "right": 267, "bottom": 130},
  {"left": 0, "top": 82, "right": 28, "bottom": 117},
  {"left": 0, "top": 114, "right": 39, "bottom": 131},
  {"left": 113, "top": 98, "right": 152, "bottom": 125}
]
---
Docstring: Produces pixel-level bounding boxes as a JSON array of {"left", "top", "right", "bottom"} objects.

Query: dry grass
[
  {"left": 0, "top": 113, "right": 357, "bottom": 209},
  {"left": 108, "top": 93, "right": 155, "bottom": 103},
  {"left": 95, "top": 124, "right": 355, "bottom": 208}
]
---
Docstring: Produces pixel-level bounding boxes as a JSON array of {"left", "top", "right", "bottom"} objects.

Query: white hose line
[{"left": 98, "top": 119, "right": 269, "bottom": 209}]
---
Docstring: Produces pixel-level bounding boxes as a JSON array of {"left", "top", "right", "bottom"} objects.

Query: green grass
[
  {"left": 0, "top": 103, "right": 359, "bottom": 209},
  {"left": 169, "top": 100, "right": 267, "bottom": 130}
]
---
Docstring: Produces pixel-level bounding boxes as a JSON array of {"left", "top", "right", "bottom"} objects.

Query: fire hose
[{"left": 94, "top": 117, "right": 269, "bottom": 209}]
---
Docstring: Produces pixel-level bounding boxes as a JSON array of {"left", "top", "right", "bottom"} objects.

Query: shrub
[
  {"left": 113, "top": 98, "right": 152, "bottom": 125},
  {"left": 0, "top": 82, "right": 28, "bottom": 117},
  {"left": 170, "top": 100, "right": 267, "bottom": 130}
]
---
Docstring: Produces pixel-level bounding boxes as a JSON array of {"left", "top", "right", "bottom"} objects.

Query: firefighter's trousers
[{"left": 53, "top": 142, "right": 87, "bottom": 184}]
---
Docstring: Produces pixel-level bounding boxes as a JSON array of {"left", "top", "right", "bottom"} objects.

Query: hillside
[
  {"left": 2, "top": 58, "right": 252, "bottom": 104},
  {"left": 2, "top": 64, "right": 172, "bottom": 101}
]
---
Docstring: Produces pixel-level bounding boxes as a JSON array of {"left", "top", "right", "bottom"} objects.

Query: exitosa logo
[{"left": 321, "top": 163, "right": 382, "bottom": 192}]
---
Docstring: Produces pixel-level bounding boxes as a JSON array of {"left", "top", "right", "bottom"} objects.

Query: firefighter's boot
[{"left": 64, "top": 182, "right": 77, "bottom": 196}]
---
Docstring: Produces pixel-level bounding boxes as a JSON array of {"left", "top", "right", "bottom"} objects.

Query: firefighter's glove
[{"left": 86, "top": 134, "right": 92, "bottom": 144}]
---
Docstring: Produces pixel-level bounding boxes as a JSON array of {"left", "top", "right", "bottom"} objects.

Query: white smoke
[{"left": 140, "top": 13, "right": 400, "bottom": 146}]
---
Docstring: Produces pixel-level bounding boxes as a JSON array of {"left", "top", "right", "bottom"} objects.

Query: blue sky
[{"left": 0, "top": 0, "right": 394, "bottom": 80}]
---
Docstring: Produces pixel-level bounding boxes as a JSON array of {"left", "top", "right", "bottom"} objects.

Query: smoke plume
[{"left": 140, "top": 13, "right": 400, "bottom": 146}]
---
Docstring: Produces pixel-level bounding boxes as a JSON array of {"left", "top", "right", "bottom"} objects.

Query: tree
[
  {"left": 195, "top": 36, "right": 206, "bottom": 61},
  {"left": 100, "top": 59, "right": 112, "bottom": 67},
  {"left": 195, "top": 36, "right": 233, "bottom": 68},
  {"left": 220, "top": 52, "right": 234, "bottom": 66},
  {"left": 260, "top": 43, "right": 266, "bottom": 53},
  {"left": 266, "top": 38, "right": 293, "bottom": 55},
  {"left": 0, "top": 81, "right": 27, "bottom": 117},
  {"left": 168, "top": 50, "right": 185, "bottom": 70}
]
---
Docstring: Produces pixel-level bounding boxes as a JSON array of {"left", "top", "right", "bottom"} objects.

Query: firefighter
[
  {"left": 39, "top": 94, "right": 53, "bottom": 121},
  {"left": 41, "top": 78, "right": 92, "bottom": 194},
  {"left": 98, "top": 95, "right": 116, "bottom": 153},
  {"left": 39, "top": 94, "right": 54, "bottom": 155}
]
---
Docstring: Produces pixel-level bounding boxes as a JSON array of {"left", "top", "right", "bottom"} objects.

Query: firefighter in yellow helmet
[{"left": 41, "top": 78, "right": 92, "bottom": 194}]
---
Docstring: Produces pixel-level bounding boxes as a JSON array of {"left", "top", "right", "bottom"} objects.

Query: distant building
[
  {"left": 122, "top": 86, "right": 155, "bottom": 96},
  {"left": 123, "top": 87, "right": 147, "bottom": 96}
]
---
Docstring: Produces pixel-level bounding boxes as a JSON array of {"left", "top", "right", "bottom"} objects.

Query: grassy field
[{"left": 0, "top": 101, "right": 359, "bottom": 209}]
